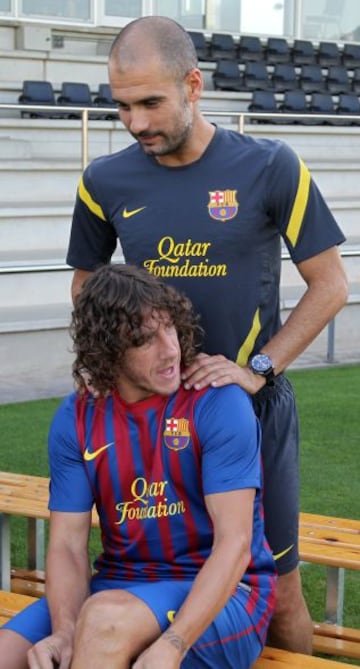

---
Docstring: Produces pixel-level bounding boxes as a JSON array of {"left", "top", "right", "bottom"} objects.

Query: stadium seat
[
  {"left": 94, "top": 83, "right": 115, "bottom": 107},
  {"left": 308, "top": 92, "right": 339, "bottom": 124},
  {"left": 336, "top": 93, "right": 360, "bottom": 125},
  {"left": 351, "top": 69, "right": 360, "bottom": 95},
  {"left": 237, "top": 35, "right": 264, "bottom": 63},
  {"left": 187, "top": 31, "right": 209, "bottom": 61},
  {"left": 209, "top": 33, "right": 237, "bottom": 61},
  {"left": 242, "top": 62, "right": 271, "bottom": 91},
  {"left": 342, "top": 43, "right": 360, "bottom": 70},
  {"left": 326, "top": 65, "right": 351, "bottom": 95},
  {"left": 18, "top": 80, "right": 57, "bottom": 118},
  {"left": 212, "top": 60, "right": 243, "bottom": 91},
  {"left": 265, "top": 37, "right": 291, "bottom": 64},
  {"left": 317, "top": 41, "right": 341, "bottom": 67},
  {"left": 93, "top": 83, "right": 117, "bottom": 120},
  {"left": 271, "top": 63, "right": 298, "bottom": 92},
  {"left": 299, "top": 64, "right": 326, "bottom": 93},
  {"left": 278, "top": 90, "right": 310, "bottom": 124},
  {"left": 57, "top": 82, "right": 93, "bottom": 118},
  {"left": 291, "top": 39, "right": 317, "bottom": 66},
  {"left": 248, "top": 90, "right": 281, "bottom": 123}
]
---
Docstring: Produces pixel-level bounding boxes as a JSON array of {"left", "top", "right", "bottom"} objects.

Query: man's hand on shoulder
[{"left": 181, "top": 353, "right": 266, "bottom": 395}]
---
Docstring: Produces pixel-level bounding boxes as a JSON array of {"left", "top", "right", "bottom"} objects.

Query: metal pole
[
  {"left": 82, "top": 108, "right": 89, "bottom": 170},
  {"left": 238, "top": 113, "right": 245, "bottom": 134},
  {"left": 327, "top": 318, "right": 336, "bottom": 363}
]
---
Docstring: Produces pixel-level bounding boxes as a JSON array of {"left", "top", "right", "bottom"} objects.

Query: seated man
[{"left": 0, "top": 264, "right": 276, "bottom": 669}]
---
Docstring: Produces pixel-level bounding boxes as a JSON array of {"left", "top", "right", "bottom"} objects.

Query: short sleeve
[
  {"left": 194, "top": 385, "right": 261, "bottom": 496},
  {"left": 48, "top": 394, "right": 94, "bottom": 512}
]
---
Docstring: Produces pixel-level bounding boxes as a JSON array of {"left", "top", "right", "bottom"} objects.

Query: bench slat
[
  {"left": 255, "top": 646, "right": 352, "bottom": 667},
  {"left": 301, "top": 513, "right": 360, "bottom": 533},
  {"left": 313, "top": 635, "right": 360, "bottom": 659}
]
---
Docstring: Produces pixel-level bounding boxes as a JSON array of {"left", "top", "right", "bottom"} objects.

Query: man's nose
[
  {"left": 159, "top": 332, "right": 179, "bottom": 357},
  {"left": 128, "top": 108, "right": 150, "bottom": 135}
]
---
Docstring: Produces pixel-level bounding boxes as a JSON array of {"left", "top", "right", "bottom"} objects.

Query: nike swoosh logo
[
  {"left": 273, "top": 544, "right": 294, "bottom": 561},
  {"left": 84, "top": 442, "right": 114, "bottom": 461},
  {"left": 122, "top": 206, "right": 146, "bottom": 219}
]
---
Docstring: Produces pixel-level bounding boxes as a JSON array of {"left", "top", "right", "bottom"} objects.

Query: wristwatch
[{"left": 249, "top": 353, "right": 275, "bottom": 386}]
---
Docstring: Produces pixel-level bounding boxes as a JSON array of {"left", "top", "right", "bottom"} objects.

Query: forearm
[
  {"left": 45, "top": 544, "right": 91, "bottom": 638},
  {"left": 164, "top": 536, "right": 250, "bottom": 652},
  {"left": 263, "top": 262, "right": 348, "bottom": 374}
]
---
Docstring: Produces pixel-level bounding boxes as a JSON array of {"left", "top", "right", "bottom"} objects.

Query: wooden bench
[
  {"left": 0, "top": 591, "right": 353, "bottom": 669},
  {"left": 1, "top": 472, "right": 359, "bottom": 661}
]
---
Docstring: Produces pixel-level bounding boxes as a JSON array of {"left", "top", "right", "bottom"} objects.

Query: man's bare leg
[
  {"left": 70, "top": 590, "right": 161, "bottom": 669},
  {"left": 268, "top": 567, "right": 313, "bottom": 654},
  {"left": 0, "top": 630, "right": 31, "bottom": 669}
]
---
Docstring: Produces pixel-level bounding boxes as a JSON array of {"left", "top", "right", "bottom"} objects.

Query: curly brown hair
[{"left": 71, "top": 264, "right": 203, "bottom": 396}]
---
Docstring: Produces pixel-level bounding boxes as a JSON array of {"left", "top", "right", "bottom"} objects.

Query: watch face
[{"left": 251, "top": 354, "right": 272, "bottom": 373}]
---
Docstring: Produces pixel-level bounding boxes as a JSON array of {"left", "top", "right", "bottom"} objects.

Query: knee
[
  {"left": 274, "top": 568, "right": 306, "bottom": 616},
  {"left": 75, "top": 590, "right": 135, "bottom": 642}
]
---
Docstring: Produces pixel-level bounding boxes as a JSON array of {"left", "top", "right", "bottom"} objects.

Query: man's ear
[{"left": 185, "top": 68, "right": 203, "bottom": 101}]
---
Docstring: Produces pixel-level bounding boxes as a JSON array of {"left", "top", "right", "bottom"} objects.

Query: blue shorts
[{"left": 3, "top": 578, "right": 264, "bottom": 669}]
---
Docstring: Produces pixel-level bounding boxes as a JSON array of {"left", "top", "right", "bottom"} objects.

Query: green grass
[{"left": 0, "top": 365, "right": 359, "bottom": 662}]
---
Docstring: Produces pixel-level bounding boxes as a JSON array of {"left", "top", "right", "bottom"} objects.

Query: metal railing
[
  {"left": 0, "top": 101, "right": 359, "bottom": 364},
  {"left": 1, "top": 102, "right": 360, "bottom": 169}
]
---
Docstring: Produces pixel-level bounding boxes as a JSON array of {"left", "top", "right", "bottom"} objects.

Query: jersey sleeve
[
  {"left": 194, "top": 385, "right": 261, "bottom": 496},
  {"left": 48, "top": 394, "right": 94, "bottom": 512},
  {"left": 66, "top": 161, "right": 118, "bottom": 271},
  {"left": 266, "top": 141, "right": 346, "bottom": 264}
]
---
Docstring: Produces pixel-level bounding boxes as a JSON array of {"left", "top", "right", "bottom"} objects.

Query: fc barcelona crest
[
  {"left": 164, "top": 417, "right": 190, "bottom": 451},
  {"left": 208, "top": 189, "right": 239, "bottom": 222}
]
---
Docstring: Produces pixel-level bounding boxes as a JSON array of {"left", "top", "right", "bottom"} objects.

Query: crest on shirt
[
  {"left": 208, "top": 189, "right": 238, "bottom": 222},
  {"left": 163, "top": 417, "right": 190, "bottom": 451}
]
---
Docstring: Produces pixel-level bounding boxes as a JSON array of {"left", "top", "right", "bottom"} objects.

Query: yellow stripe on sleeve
[
  {"left": 78, "top": 176, "right": 106, "bottom": 222},
  {"left": 285, "top": 158, "right": 310, "bottom": 248},
  {"left": 236, "top": 308, "right": 261, "bottom": 367}
]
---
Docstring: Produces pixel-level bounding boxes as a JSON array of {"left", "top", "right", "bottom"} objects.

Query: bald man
[{"left": 65, "top": 16, "right": 347, "bottom": 655}]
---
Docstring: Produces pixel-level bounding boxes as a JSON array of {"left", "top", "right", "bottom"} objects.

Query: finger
[{"left": 181, "top": 353, "right": 213, "bottom": 378}]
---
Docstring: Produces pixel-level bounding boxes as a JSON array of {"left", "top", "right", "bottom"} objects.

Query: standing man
[
  {"left": 0, "top": 264, "right": 276, "bottom": 669},
  {"left": 66, "top": 16, "right": 348, "bottom": 654}
]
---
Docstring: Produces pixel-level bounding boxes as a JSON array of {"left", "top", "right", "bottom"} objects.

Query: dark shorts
[
  {"left": 252, "top": 374, "right": 299, "bottom": 575},
  {"left": 2, "top": 579, "right": 266, "bottom": 669}
]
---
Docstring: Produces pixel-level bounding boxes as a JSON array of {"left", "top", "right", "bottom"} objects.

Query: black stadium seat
[
  {"left": 94, "top": 83, "right": 117, "bottom": 120},
  {"left": 94, "top": 83, "right": 115, "bottom": 107},
  {"left": 212, "top": 60, "right": 243, "bottom": 91},
  {"left": 351, "top": 68, "right": 360, "bottom": 95},
  {"left": 242, "top": 62, "right": 270, "bottom": 91},
  {"left": 279, "top": 90, "right": 310, "bottom": 124},
  {"left": 291, "top": 39, "right": 316, "bottom": 66},
  {"left": 336, "top": 93, "right": 360, "bottom": 124},
  {"left": 308, "top": 92, "right": 339, "bottom": 124},
  {"left": 326, "top": 65, "right": 350, "bottom": 95},
  {"left": 18, "top": 80, "right": 57, "bottom": 118},
  {"left": 299, "top": 64, "right": 326, "bottom": 94},
  {"left": 265, "top": 37, "right": 290, "bottom": 64},
  {"left": 271, "top": 63, "right": 298, "bottom": 92},
  {"left": 209, "top": 32, "right": 237, "bottom": 61},
  {"left": 237, "top": 35, "right": 264, "bottom": 63},
  {"left": 57, "top": 82, "right": 93, "bottom": 118},
  {"left": 187, "top": 31, "right": 209, "bottom": 61},
  {"left": 248, "top": 90, "right": 281, "bottom": 123},
  {"left": 342, "top": 43, "right": 360, "bottom": 70},
  {"left": 317, "top": 41, "right": 341, "bottom": 67}
]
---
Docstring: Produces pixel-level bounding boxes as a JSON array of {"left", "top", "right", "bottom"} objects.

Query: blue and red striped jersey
[{"left": 48, "top": 383, "right": 276, "bottom": 596}]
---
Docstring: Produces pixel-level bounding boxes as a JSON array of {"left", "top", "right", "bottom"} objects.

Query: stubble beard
[{"left": 135, "top": 103, "right": 193, "bottom": 157}]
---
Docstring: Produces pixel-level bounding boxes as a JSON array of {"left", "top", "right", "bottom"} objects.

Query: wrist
[
  {"left": 248, "top": 353, "right": 275, "bottom": 386},
  {"left": 162, "top": 628, "right": 188, "bottom": 660}
]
